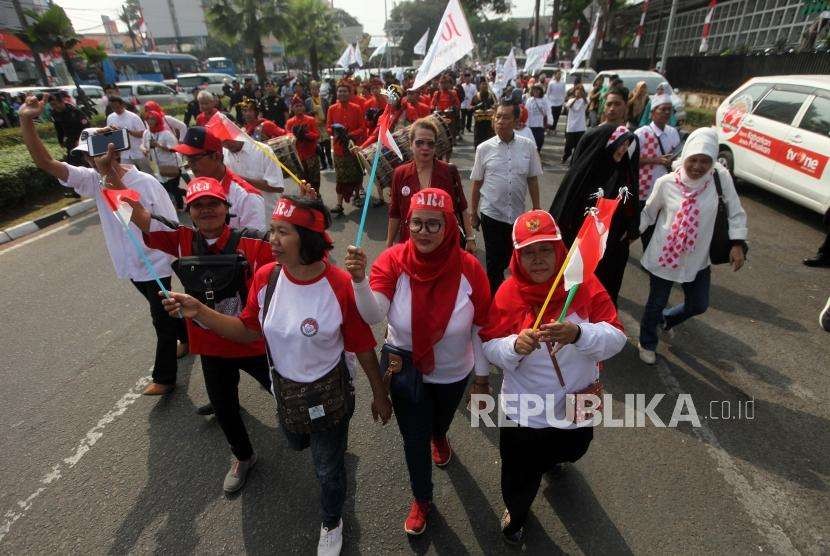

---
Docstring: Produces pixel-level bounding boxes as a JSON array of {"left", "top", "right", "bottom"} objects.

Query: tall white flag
[
  {"left": 492, "top": 48, "right": 517, "bottom": 98},
  {"left": 352, "top": 43, "right": 363, "bottom": 67},
  {"left": 370, "top": 39, "right": 388, "bottom": 60},
  {"left": 412, "top": 0, "right": 474, "bottom": 90},
  {"left": 413, "top": 28, "right": 430, "bottom": 55},
  {"left": 571, "top": 14, "right": 600, "bottom": 70},
  {"left": 523, "top": 42, "right": 555, "bottom": 74},
  {"left": 336, "top": 44, "right": 353, "bottom": 68}
]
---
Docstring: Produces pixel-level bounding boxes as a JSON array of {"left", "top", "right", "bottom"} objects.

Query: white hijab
[{"left": 676, "top": 127, "right": 719, "bottom": 189}]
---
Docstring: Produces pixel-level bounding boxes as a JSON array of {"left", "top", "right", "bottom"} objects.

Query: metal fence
[{"left": 595, "top": 53, "right": 830, "bottom": 92}]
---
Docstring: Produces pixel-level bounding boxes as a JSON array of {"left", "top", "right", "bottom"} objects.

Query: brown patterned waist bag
[{"left": 261, "top": 266, "right": 353, "bottom": 435}]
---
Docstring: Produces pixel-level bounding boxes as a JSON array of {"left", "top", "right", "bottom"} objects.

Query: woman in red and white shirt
[
  {"left": 162, "top": 194, "right": 392, "bottom": 555},
  {"left": 345, "top": 188, "right": 491, "bottom": 536}
]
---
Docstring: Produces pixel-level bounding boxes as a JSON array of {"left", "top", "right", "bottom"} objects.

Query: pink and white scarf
[
  {"left": 658, "top": 170, "right": 709, "bottom": 269},
  {"left": 638, "top": 131, "right": 659, "bottom": 201}
]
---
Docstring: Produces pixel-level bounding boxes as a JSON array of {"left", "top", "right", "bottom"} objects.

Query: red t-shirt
[
  {"left": 431, "top": 90, "right": 460, "bottom": 112},
  {"left": 244, "top": 118, "right": 286, "bottom": 140},
  {"left": 144, "top": 222, "right": 274, "bottom": 358},
  {"left": 326, "top": 101, "right": 367, "bottom": 157},
  {"left": 403, "top": 100, "right": 431, "bottom": 121},
  {"left": 196, "top": 108, "right": 219, "bottom": 126},
  {"left": 285, "top": 114, "right": 320, "bottom": 160},
  {"left": 388, "top": 160, "right": 468, "bottom": 242}
]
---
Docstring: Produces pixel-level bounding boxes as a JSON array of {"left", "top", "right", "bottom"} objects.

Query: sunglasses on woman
[
  {"left": 414, "top": 139, "right": 435, "bottom": 149},
  {"left": 409, "top": 218, "right": 443, "bottom": 234}
]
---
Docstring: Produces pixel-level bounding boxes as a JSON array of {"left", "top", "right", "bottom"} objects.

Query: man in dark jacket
[
  {"left": 260, "top": 81, "right": 289, "bottom": 127},
  {"left": 49, "top": 92, "right": 89, "bottom": 166}
]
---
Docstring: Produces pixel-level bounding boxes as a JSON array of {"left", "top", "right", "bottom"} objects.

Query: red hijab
[
  {"left": 392, "top": 188, "right": 461, "bottom": 373},
  {"left": 145, "top": 110, "right": 165, "bottom": 133},
  {"left": 480, "top": 238, "right": 599, "bottom": 342}
]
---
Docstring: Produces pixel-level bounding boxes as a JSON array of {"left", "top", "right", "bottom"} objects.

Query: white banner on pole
[
  {"left": 352, "top": 44, "right": 363, "bottom": 67},
  {"left": 336, "top": 44, "right": 353, "bottom": 68},
  {"left": 493, "top": 48, "right": 517, "bottom": 98},
  {"left": 412, "top": 0, "right": 474, "bottom": 90},
  {"left": 370, "top": 39, "right": 388, "bottom": 60},
  {"left": 524, "top": 42, "right": 555, "bottom": 74},
  {"left": 414, "top": 28, "right": 430, "bottom": 55},
  {"left": 571, "top": 14, "right": 600, "bottom": 69}
]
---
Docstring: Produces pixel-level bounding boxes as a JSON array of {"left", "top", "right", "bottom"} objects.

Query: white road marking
[
  {"left": 0, "top": 212, "right": 98, "bottom": 256},
  {"left": 617, "top": 309, "right": 798, "bottom": 553},
  {"left": 0, "top": 374, "right": 151, "bottom": 543}
]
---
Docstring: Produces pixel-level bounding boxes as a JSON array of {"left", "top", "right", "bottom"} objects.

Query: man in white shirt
[
  {"left": 634, "top": 95, "right": 681, "bottom": 206},
  {"left": 459, "top": 71, "right": 478, "bottom": 136},
  {"left": 545, "top": 69, "right": 566, "bottom": 135},
  {"left": 18, "top": 96, "right": 186, "bottom": 396},
  {"left": 471, "top": 101, "right": 543, "bottom": 291},
  {"left": 105, "top": 96, "right": 152, "bottom": 174},
  {"left": 222, "top": 139, "right": 287, "bottom": 225}
]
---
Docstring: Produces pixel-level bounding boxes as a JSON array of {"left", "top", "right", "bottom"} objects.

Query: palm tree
[
  {"left": 118, "top": 0, "right": 141, "bottom": 51},
  {"left": 205, "top": 0, "right": 288, "bottom": 84},
  {"left": 17, "top": 5, "right": 88, "bottom": 103},
  {"left": 78, "top": 44, "right": 108, "bottom": 87},
  {"left": 284, "top": 0, "right": 342, "bottom": 79}
]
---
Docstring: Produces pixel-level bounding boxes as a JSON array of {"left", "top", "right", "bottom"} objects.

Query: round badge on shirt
[
  {"left": 300, "top": 318, "right": 319, "bottom": 337},
  {"left": 401, "top": 186, "right": 411, "bottom": 197}
]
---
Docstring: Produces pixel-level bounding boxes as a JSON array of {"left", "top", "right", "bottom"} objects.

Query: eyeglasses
[
  {"left": 414, "top": 139, "right": 435, "bottom": 148},
  {"left": 184, "top": 152, "right": 210, "bottom": 163},
  {"left": 409, "top": 218, "right": 443, "bottom": 234}
]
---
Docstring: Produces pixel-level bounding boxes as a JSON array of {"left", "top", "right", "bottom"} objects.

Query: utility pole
[
  {"left": 533, "top": 0, "right": 541, "bottom": 46},
  {"left": 11, "top": 0, "right": 49, "bottom": 85},
  {"left": 166, "top": 0, "right": 183, "bottom": 51},
  {"left": 659, "top": 0, "right": 678, "bottom": 74}
]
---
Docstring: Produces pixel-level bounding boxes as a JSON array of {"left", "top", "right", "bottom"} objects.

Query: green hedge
[
  {"left": 0, "top": 140, "right": 67, "bottom": 208},
  {"left": 685, "top": 107, "right": 716, "bottom": 130}
]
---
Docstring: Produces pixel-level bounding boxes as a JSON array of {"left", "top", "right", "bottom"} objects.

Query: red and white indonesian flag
[
  {"left": 378, "top": 109, "right": 403, "bottom": 160},
  {"left": 102, "top": 187, "right": 141, "bottom": 225},
  {"left": 699, "top": 0, "right": 717, "bottom": 53},
  {"left": 206, "top": 111, "right": 245, "bottom": 141},
  {"left": 412, "top": 0, "right": 474, "bottom": 90},
  {"left": 633, "top": 0, "right": 649, "bottom": 49},
  {"left": 563, "top": 197, "right": 619, "bottom": 291}
]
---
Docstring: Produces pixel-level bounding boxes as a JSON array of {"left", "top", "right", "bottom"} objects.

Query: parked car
[
  {"left": 175, "top": 73, "right": 233, "bottom": 97},
  {"left": 56, "top": 85, "right": 106, "bottom": 113},
  {"left": 163, "top": 78, "right": 179, "bottom": 92},
  {"left": 116, "top": 81, "right": 188, "bottom": 107},
  {"left": 596, "top": 69, "right": 686, "bottom": 123},
  {"left": 715, "top": 74, "right": 830, "bottom": 215}
]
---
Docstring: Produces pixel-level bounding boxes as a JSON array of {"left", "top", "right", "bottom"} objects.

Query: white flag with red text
[{"left": 412, "top": 0, "right": 474, "bottom": 90}]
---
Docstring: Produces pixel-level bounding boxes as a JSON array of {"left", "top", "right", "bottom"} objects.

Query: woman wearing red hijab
[
  {"left": 141, "top": 109, "right": 183, "bottom": 209},
  {"left": 143, "top": 100, "right": 187, "bottom": 140},
  {"left": 344, "top": 188, "right": 491, "bottom": 536},
  {"left": 479, "top": 210, "right": 626, "bottom": 545}
]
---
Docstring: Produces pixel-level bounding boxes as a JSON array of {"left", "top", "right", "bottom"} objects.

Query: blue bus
[
  {"left": 205, "top": 57, "right": 236, "bottom": 75},
  {"left": 99, "top": 52, "right": 200, "bottom": 84}
]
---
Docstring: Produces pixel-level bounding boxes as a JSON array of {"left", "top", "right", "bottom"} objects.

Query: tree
[
  {"left": 78, "top": 44, "right": 108, "bottom": 87},
  {"left": 205, "top": 0, "right": 289, "bottom": 83},
  {"left": 283, "top": 0, "right": 343, "bottom": 79},
  {"left": 118, "top": 0, "right": 141, "bottom": 51},
  {"left": 17, "top": 5, "right": 88, "bottom": 103}
]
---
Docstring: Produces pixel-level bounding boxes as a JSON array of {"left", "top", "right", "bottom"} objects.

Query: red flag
[
  {"left": 102, "top": 187, "right": 141, "bottom": 224},
  {"left": 205, "top": 112, "right": 245, "bottom": 142},
  {"left": 699, "top": 0, "right": 717, "bottom": 53},
  {"left": 377, "top": 108, "right": 403, "bottom": 160},
  {"left": 563, "top": 197, "right": 619, "bottom": 291}
]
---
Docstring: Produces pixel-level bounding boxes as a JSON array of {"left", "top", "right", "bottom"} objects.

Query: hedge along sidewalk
[{"left": 0, "top": 197, "right": 96, "bottom": 245}]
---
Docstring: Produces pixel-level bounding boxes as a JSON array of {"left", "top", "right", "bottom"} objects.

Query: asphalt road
[{"left": 1, "top": 128, "right": 828, "bottom": 555}]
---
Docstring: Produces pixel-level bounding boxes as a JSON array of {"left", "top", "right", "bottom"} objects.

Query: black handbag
[
  {"left": 171, "top": 229, "right": 249, "bottom": 312},
  {"left": 709, "top": 171, "right": 747, "bottom": 265},
  {"left": 380, "top": 344, "right": 424, "bottom": 403}
]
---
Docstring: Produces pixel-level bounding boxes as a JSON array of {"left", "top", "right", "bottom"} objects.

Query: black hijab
[{"left": 549, "top": 123, "right": 640, "bottom": 245}]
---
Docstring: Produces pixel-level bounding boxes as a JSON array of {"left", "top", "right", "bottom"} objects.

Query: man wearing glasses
[
  {"left": 470, "top": 101, "right": 542, "bottom": 291},
  {"left": 171, "top": 127, "right": 267, "bottom": 233}
]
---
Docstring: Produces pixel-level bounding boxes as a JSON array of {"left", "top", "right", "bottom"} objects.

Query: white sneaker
[
  {"left": 638, "top": 343, "right": 657, "bottom": 365},
  {"left": 317, "top": 519, "right": 343, "bottom": 556}
]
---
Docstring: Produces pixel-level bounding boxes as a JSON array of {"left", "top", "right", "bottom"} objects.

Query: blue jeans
[
  {"left": 639, "top": 267, "right": 711, "bottom": 351},
  {"left": 390, "top": 375, "right": 469, "bottom": 502},
  {"left": 281, "top": 398, "right": 353, "bottom": 529}
]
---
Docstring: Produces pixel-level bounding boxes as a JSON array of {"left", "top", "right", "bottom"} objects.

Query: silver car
[
  {"left": 596, "top": 69, "right": 686, "bottom": 123},
  {"left": 116, "top": 80, "right": 189, "bottom": 107}
]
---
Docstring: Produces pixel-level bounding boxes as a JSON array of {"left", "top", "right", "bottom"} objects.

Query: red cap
[
  {"left": 512, "top": 210, "right": 561, "bottom": 249},
  {"left": 171, "top": 126, "right": 223, "bottom": 156},
  {"left": 184, "top": 177, "right": 227, "bottom": 206}
]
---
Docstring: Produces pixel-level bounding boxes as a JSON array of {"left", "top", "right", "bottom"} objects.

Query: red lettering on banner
[
  {"left": 729, "top": 128, "right": 828, "bottom": 179},
  {"left": 440, "top": 14, "right": 462, "bottom": 41}
]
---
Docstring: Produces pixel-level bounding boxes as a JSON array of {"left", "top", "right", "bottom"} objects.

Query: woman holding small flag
[
  {"left": 479, "top": 209, "right": 626, "bottom": 545},
  {"left": 344, "top": 188, "right": 491, "bottom": 536},
  {"left": 161, "top": 194, "right": 392, "bottom": 555},
  {"left": 637, "top": 127, "right": 747, "bottom": 365}
]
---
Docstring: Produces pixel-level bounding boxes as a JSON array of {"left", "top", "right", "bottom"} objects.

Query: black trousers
[
  {"left": 562, "top": 131, "right": 584, "bottom": 163},
  {"left": 318, "top": 141, "right": 333, "bottom": 169},
  {"left": 480, "top": 213, "right": 514, "bottom": 293},
  {"left": 161, "top": 175, "right": 184, "bottom": 210},
  {"left": 530, "top": 127, "right": 545, "bottom": 153},
  {"left": 500, "top": 424, "right": 593, "bottom": 534},
  {"left": 201, "top": 354, "right": 271, "bottom": 461},
  {"left": 595, "top": 238, "right": 629, "bottom": 306},
  {"left": 461, "top": 108, "right": 474, "bottom": 131},
  {"left": 549, "top": 105, "right": 563, "bottom": 130},
  {"left": 131, "top": 276, "right": 187, "bottom": 386}
]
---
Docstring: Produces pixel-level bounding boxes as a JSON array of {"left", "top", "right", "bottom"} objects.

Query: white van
[
  {"left": 715, "top": 75, "right": 830, "bottom": 215},
  {"left": 176, "top": 73, "right": 232, "bottom": 97}
]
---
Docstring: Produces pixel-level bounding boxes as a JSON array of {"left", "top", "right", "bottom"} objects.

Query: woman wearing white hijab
[{"left": 638, "top": 127, "right": 748, "bottom": 364}]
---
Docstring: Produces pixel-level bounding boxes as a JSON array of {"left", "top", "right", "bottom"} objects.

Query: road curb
[{"left": 0, "top": 199, "right": 96, "bottom": 245}]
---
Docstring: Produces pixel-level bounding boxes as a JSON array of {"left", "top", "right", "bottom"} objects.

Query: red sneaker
[
  {"left": 404, "top": 499, "right": 431, "bottom": 535},
  {"left": 431, "top": 436, "right": 453, "bottom": 467}
]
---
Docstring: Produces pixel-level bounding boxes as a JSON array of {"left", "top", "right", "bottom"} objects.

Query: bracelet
[{"left": 573, "top": 324, "right": 582, "bottom": 344}]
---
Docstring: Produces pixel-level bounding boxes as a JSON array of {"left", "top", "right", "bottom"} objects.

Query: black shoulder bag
[
  {"left": 709, "top": 170, "right": 748, "bottom": 265},
  {"left": 171, "top": 229, "right": 250, "bottom": 314}
]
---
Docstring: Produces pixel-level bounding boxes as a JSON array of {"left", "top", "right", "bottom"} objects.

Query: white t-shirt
[
  {"left": 106, "top": 110, "right": 146, "bottom": 160},
  {"left": 524, "top": 97, "right": 552, "bottom": 128},
  {"left": 545, "top": 79, "right": 566, "bottom": 107},
  {"left": 58, "top": 164, "right": 176, "bottom": 281},
  {"left": 471, "top": 133, "right": 543, "bottom": 224},
  {"left": 460, "top": 82, "right": 477, "bottom": 109},
  {"left": 221, "top": 170, "right": 268, "bottom": 233},
  {"left": 565, "top": 97, "right": 587, "bottom": 133},
  {"left": 164, "top": 115, "right": 187, "bottom": 140},
  {"left": 640, "top": 166, "right": 748, "bottom": 283},
  {"left": 142, "top": 129, "right": 179, "bottom": 170},
  {"left": 222, "top": 141, "right": 286, "bottom": 222}
]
